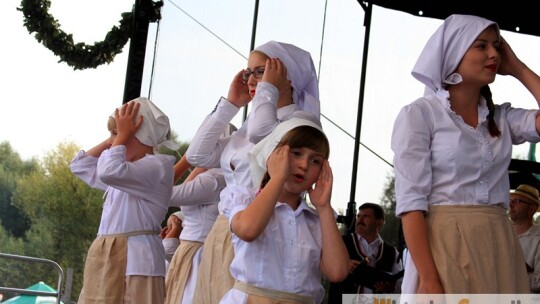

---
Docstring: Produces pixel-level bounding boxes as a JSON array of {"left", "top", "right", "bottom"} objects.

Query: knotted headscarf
[
  {"left": 254, "top": 41, "right": 321, "bottom": 120},
  {"left": 113, "top": 97, "right": 179, "bottom": 153},
  {"left": 411, "top": 14, "right": 498, "bottom": 98},
  {"left": 248, "top": 116, "right": 322, "bottom": 188}
]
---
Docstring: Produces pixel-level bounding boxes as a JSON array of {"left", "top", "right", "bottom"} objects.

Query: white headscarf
[
  {"left": 248, "top": 116, "right": 323, "bottom": 188},
  {"left": 254, "top": 41, "right": 321, "bottom": 120},
  {"left": 411, "top": 14, "right": 498, "bottom": 98},
  {"left": 113, "top": 97, "right": 179, "bottom": 153},
  {"left": 172, "top": 211, "right": 185, "bottom": 222}
]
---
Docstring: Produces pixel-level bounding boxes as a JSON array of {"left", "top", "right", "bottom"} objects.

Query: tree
[
  {"left": 7, "top": 141, "right": 103, "bottom": 299},
  {"left": 1, "top": 138, "right": 191, "bottom": 301},
  {"left": 0, "top": 142, "right": 39, "bottom": 238},
  {"left": 379, "top": 173, "right": 402, "bottom": 250}
]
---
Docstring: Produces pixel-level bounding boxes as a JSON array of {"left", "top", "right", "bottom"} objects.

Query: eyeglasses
[
  {"left": 509, "top": 198, "right": 536, "bottom": 206},
  {"left": 242, "top": 67, "right": 265, "bottom": 81}
]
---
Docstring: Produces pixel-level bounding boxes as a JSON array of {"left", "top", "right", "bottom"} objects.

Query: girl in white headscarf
[
  {"left": 186, "top": 41, "right": 321, "bottom": 304},
  {"left": 220, "top": 117, "right": 347, "bottom": 304},
  {"left": 392, "top": 14, "right": 540, "bottom": 295},
  {"left": 70, "top": 97, "right": 177, "bottom": 304}
]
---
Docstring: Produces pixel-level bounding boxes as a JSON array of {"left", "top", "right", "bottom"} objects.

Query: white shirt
[
  {"left": 186, "top": 82, "right": 297, "bottom": 210},
  {"left": 392, "top": 95, "right": 540, "bottom": 216},
  {"left": 169, "top": 168, "right": 225, "bottom": 242},
  {"left": 70, "top": 146, "right": 175, "bottom": 277},
  {"left": 219, "top": 185, "right": 326, "bottom": 304},
  {"left": 247, "top": 82, "right": 300, "bottom": 143},
  {"left": 163, "top": 238, "right": 180, "bottom": 265},
  {"left": 357, "top": 234, "right": 403, "bottom": 294},
  {"left": 518, "top": 224, "right": 540, "bottom": 293}
]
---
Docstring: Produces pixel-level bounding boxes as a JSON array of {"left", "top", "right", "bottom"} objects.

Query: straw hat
[{"left": 510, "top": 184, "right": 540, "bottom": 212}]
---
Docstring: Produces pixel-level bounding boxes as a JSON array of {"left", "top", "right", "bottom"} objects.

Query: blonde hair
[{"left": 107, "top": 116, "right": 116, "bottom": 132}]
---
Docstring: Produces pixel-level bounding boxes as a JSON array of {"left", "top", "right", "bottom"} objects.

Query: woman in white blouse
[
  {"left": 392, "top": 14, "right": 540, "bottom": 294},
  {"left": 186, "top": 41, "right": 322, "bottom": 304}
]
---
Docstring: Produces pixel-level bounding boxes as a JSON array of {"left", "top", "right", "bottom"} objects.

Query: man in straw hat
[{"left": 509, "top": 184, "right": 540, "bottom": 293}]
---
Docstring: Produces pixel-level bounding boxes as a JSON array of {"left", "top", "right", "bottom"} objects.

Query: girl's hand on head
[
  {"left": 308, "top": 160, "right": 333, "bottom": 209},
  {"left": 262, "top": 58, "right": 289, "bottom": 93},
  {"left": 497, "top": 36, "right": 525, "bottom": 77},
  {"left": 114, "top": 101, "right": 142, "bottom": 142},
  {"left": 267, "top": 145, "right": 290, "bottom": 183},
  {"left": 227, "top": 70, "right": 251, "bottom": 108}
]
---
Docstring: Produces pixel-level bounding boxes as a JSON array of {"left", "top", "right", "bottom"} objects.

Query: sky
[{"left": 3, "top": 0, "right": 540, "bottom": 215}]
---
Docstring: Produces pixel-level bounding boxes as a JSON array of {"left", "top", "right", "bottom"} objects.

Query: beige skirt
[
  {"left": 234, "top": 280, "right": 315, "bottom": 304},
  {"left": 164, "top": 240, "right": 203, "bottom": 304},
  {"left": 427, "top": 205, "right": 529, "bottom": 293},
  {"left": 77, "top": 236, "right": 128, "bottom": 304},
  {"left": 192, "top": 214, "right": 235, "bottom": 304}
]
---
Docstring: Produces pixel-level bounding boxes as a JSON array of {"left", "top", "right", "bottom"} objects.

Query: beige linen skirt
[
  {"left": 77, "top": 236, "right": 127, "bottom": 304},
  {"left": 192, "top": 214, "right": 235, "bottom": 304},
  {"left": 164, "top": 240, "right": 203, "bottom": 304},
  {"left": 234, "top": 280, "right": 315, "bottom": 304},
  {"left": 427, "top": 205, "right": 529, "bottom": 293}
]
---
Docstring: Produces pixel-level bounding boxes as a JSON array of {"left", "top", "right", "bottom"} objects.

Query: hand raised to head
[
  {"left": 114, "top": 101, "right": 143, "bottom": 144},
  {"left": 227, "top": 70, "right": 251, "bottom": 108},
  {"left": 266, "top": 145, "right": 290, "bottom": 184},
  {"left": 497, "top": 36, "right": 525, "bottom": 77},
  {"left": 308, "top": 160, "right": 333, "bottom": 210},
  {"left": 262, "top": 58, "right": 291, "bottom": 97}
]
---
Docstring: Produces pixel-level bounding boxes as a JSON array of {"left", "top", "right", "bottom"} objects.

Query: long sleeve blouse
[
  {"left": 169, "top": 168, "right": 226, "bottom": 242},
  {"left": 70, "top": 145, "right": 175, "bottom": 276},
  {"left": 186, "top": 83, "right": 297, "bottom": 190},
  {"left": 392, "top": 95, "right": 540, "bottom": 216},
  {"left": 219, "top": 185, "right": 326, "bottom": 304}
]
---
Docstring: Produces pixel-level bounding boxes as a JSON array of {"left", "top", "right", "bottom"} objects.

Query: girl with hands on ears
[
  {"left": 218, "top": 117, "right": 348, "bottom": 304},
  {"left": 187, "top": 41, "right": 322, "bottom": 304}
]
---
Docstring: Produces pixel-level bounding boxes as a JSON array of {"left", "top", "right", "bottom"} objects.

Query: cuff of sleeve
[
  {"left": 257, "top": 82, "right": 279, "bottom": 101},
  {"left": 211, "top": 97, "right": 240, "bottom": 122}
]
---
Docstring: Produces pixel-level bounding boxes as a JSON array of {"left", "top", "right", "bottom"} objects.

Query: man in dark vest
[{"left": 328, "top": 203, "right": 403, "bottom": 302}]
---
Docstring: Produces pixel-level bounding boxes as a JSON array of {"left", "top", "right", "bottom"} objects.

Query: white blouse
[
  {"left": 219, "top": 185, "right": 326, "bottom": 304},
  {"left": 169, "top": 168, "right": 225, "bottom": 242},
  {"left": 392, "top": 95, "right": 540, "bottom": 216},
  {"left": 70, "top": 145, "right": 175, "bottom": 276},
  {"left": 186, "top": 82, "right": 297, "bottom": 195}
]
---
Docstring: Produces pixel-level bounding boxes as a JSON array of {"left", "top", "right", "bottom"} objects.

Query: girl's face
[
  {"left": 283, "top": 146, "right": 325, "bottom": 194},
  {"left": 245, "top": 51, "right": 269, "bottom": 99},
  {"left": 107, "top": 127, "right": 117, "bottom": 146},
  {"left": 454, "top": 26, "right": 500, "bottom": 87}
]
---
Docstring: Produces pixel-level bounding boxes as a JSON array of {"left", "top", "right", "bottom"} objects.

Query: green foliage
[
  {"left": 1, "top": 142, "right": 103, "bottom": 300},
  {"left": 0, "top": 142, "right": 39, "bottom": 237},
  {"left": 159, "top": 137, "right": 191, "bottom": 226},
  {"left": 0, "top": 138, "right": 192, "bottom": 300},
  {"left": 16, "top": 0, "right": 156, "bottom": 70},
  {"left": 379, "top": 173, "right": 402, "bottom": 248}
]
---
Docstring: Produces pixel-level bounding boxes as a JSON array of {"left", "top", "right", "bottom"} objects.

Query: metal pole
[
  {"left": 242, "top": 0, "right": 260, "bottom": 121},
  {"left": 342, "top": 1, "right": 372, "bottom": 233},
  {"left": 122, "top": 0, "right": 153, "bottom": 104}
]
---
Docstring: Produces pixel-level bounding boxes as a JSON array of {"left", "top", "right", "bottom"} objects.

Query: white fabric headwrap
[
  {"left": 113, "top": 97, "right": 179, "bottom": 153},
  {"left": 248, "top": 116, "right": 323, "bottom": 188},
  {"left": 172, "top": 211, "right": 185, "bottom": 222},
  {"left": 411, "top": 14, "right": 498, "bottom": 97},
  {"left": 254, "top": 41, "right": 321, "bottom": 120}
]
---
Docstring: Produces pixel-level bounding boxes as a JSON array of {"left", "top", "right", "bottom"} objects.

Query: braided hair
[{"left": 481, "top": 85, "right": 501, "bottom": 137}]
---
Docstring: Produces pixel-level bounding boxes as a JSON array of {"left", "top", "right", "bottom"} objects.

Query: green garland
[{"left": 18, "top": 0, "right": 161, "bottom": 70}]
